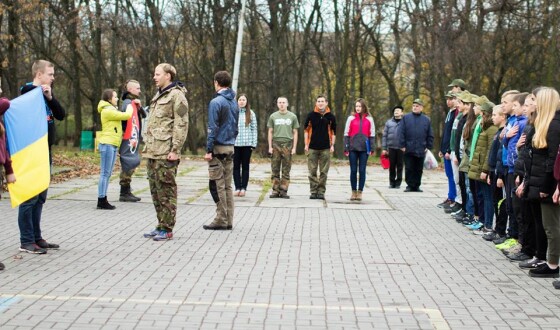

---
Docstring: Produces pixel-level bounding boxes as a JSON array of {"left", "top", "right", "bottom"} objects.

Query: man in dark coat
[{"left": 398, "top": 99, "right": 434, "bottom": 192}]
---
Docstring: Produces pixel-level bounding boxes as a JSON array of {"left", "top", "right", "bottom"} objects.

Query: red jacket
[{"left": 0, "top": 97, "right": 13, "bottom": 175}]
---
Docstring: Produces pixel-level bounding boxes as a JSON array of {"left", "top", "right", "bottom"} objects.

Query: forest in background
[{"left": 0, "top": 0, "right": 558, "bottom": 157}]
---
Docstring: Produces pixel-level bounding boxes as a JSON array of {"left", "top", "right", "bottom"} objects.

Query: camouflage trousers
[
  {"left": 307, "top": 148, "right": 331, "bottom": 195},
  {"left": 119, "top": 169, "right": 135, "bottom": 187},
  {"left": 208, "top": 145, "right": 234, "bottom": 227},
  {"left": 271, "top": 140, "right": 293, "bottom": 194},
  {"left": 147, "top": 159, "right": 179, "bottom": 232}
]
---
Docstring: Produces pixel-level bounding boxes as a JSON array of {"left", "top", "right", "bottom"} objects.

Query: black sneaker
[
  {"left": 529, "top": 264, "right": 560, "bottom": 278},
  {"left": 19, "top": 244, "right": 47, "bottom": 254},
  {"left": 482, "top": 232, "right": 499, "bottom": 242},
  {"left": 493, "top": 236, "right": 508, "bottom": 245},
  {"left": 553, "top": 280, "right": 560, "bottom": 289},
  {"left": 316, "top": 194, "right": 325, "bottom": 200},
  {"left": 279, "top": 193, "right": 290, "bottom": 199},
  {"left": 309, "top": 193, "right": 318, "bottom": 199},
  {"left": 270, "top": 193, "right": 280, "bottom": 198},
  {"left": 36, "top": 239, "right": 59, "bottom": 249},
  {"left": 437, "top": 199, "right": 452, "bottom": 208},
  {"left": 0, "top": 262, "right": 4, "bottom": 271},
  {"left": 444, "top": 203, "right": 462, "bottom": 214},
  {"left": 519, "top": 258, "right": 545, "bottom": 269},
  {"left": 507, "top": 252, "right": 532, "bottom": 262}
]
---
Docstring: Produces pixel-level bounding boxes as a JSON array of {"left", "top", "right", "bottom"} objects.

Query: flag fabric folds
[{"left": 4, "top": 87, "right": 50, "bottom": 208}]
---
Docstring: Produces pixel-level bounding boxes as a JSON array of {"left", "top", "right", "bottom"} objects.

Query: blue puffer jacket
[
  {"left": 398, "top": 112, "right": 434, "bottom": 157},
  {"left": 206, "top": 88, "right": 239, "bottom": 152}
]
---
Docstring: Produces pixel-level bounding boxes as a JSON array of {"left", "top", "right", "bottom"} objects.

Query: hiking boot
[
  {"left": 279, "top": 193, "right": 290, "bottom": 199},
  {"left": 19, "top": 243, "right": 47, "bottom": 254},
  {"left": 143, "top": 228, "right": 160, "bottom": 238},
  {"left": 120, "top": 185, "right": 141, "bottom": 202},
  {"left": 519, "top": 258, "right": 545, "bottom": 269},
  {"left": 309, "top": 193, "right": 318, "bottom": 199},
  {"left": 355, "top": 191, "right": 362, "bottom": 201},
  {"left": 437, "top": 199, "right": 453, "bottom": 208},
  {"left": 316, "top": 194, "right": 325, "bottom": 200},
  {"left": 153, "top": 230, "right": 173, "bottom": 241},
  {"left": 350, "top": 190, "right": 357, "bottom": 200},
  {"left": 529, "top": 264, "right": 560, "bottom": 278},
  {"left": 270, "top": 192, "right": 280, "bottom": 198},
  {"left": 97, "top": 197, "right": 116, "bottom": 210},
  {"left": 203, "top": 223, "right": 229, "bottom": 230},
  {"left": 35, "top": 239, "right": 59, "bottom": 249},
  {"left": 507, "top": 252, "right": 532, "bottom": 261}
]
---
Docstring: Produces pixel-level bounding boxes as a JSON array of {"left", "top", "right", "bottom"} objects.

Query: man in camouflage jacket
[{"left": 142, "top": 63, "right": 189, "bottom": 241}]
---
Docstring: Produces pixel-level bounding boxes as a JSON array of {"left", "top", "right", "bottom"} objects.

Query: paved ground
[{"left": 1, "top": 159, "right": 560, "bottom": 329}]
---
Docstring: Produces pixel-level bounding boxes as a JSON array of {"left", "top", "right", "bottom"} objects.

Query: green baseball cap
[
  {"left": 445, "top": 91, "right": 455, "bottom": 98},
  {"left": 480, "top": 101, "right": 496, "bottom": 114},
  {"left": 474, "top": 95, "right": 490, "bottom": 106},
  {"left": 448, "top": 79, "right": 467, "bottom": 89},
  {"left": 456, "top": 91, "right": 474, "bottom": 103},
  {"left": 413, "top": 98, "right": 424, "bottom": 106}
]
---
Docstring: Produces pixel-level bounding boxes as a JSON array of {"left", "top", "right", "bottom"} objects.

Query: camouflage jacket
[{"left": 143, "top": 82, "right": 189, "bottom": 159}]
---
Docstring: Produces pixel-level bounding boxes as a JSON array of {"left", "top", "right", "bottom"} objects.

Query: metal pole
[{"left": 232, "top": 0, "right": 247, "bottom": 92}]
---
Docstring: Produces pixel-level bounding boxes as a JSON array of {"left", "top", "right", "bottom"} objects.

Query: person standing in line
[
  {"left": 0, "top": 93, "right": 15, "bottom": 269},
  {"left": 398, "top": 99, "right": 434, "bottom": 192},
  {"left": 382, "top": 105, "right": 404, "bottom": 189},
  {"left": 96, "top": 89, "right": 132, "bottom": 210},
  {"left": 143, "top": 63, "right": 189, "bottom": 241},
  {"left": 233, "top": 93, "right": 257, "bottom": 197},
  {"left": 203, "top": 71, "right": 239, "bottom": 230},
  {"left": 267, "top": 96, "right": 299, "bottom": 199},
  {"left": 439, "top": 91, "right": 460, "bottom": 211},
  {"left": 304, "top": 95, "right": 337, "bottom": 200},
  {"left": 18, "top": 60, "right": 65, "bottom": 254},
  {"left": 343, "top": 98, "right": 375, "bottom": 201},
  {"left": 119, "top": 80, "right": 146, "bottom": 202},
  {"left": 526, "top": 87, "right": 560, "bottom": 279}
]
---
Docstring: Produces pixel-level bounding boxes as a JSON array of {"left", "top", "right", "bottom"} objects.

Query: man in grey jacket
[{"left": 382, "top": 106, "right": 404, "bottom": 188}]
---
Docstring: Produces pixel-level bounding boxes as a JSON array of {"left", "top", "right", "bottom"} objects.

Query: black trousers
[
  {"left": 233, "top": 146, "right": 253, "bottom": 190},
  {"left": 528, "top": 200, "right": 547, "bottom": 260},
  {"left": 459, "top": 171, "right": 468, "bottom": 212},
  {"left": 404, "top": 153, "right": 425, "bottom": 190},
  {"left": 388, "top": 148, "right": 404, "bottom": 187},
  {"left": 491, "top": 172, "right": 507, "bottom": 236},
  {"left": 506, "top": 173, "right": 518, "bottom": 238}
]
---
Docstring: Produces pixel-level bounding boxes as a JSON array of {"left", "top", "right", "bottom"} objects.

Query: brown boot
[
  {"left": 356, "top": 190, "right": 362, "bottom": 201},
  {"left": 350, "top": 190, "right": 357, "bottom": 200}
]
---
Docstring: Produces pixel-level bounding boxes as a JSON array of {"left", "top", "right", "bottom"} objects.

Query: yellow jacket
[{"left": 97, "top": 100, "right": 132, "bottom": 147}]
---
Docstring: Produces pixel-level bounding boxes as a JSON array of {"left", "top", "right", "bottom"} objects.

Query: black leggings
[{"left": 233, "top": 146, "right": 253, "bottom": 190}]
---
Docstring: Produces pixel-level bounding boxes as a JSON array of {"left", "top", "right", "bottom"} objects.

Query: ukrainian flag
[{"left": 4, "top": 87, "right": 50, "bottom": 207}]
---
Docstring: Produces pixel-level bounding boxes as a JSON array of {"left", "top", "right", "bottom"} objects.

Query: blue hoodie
[
  {"left": 206, "top": 88, "right": 239, "bottom": 152},
  {"left": 502, "top": 114, "right": 527, "bottom": 173}
]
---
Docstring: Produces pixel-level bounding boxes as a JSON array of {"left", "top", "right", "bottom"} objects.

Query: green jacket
[
  {"left": 98, "top": 100, "right": 132, "bottom": 147},
  {"left": 468, "top": 124, "right": 498, "bottom": 181}
]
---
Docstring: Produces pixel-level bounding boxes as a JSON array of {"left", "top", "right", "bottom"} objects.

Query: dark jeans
[
  {"left": 471, "top": 178, "right": 480, "bottom": 219},
  {"left": 477, "top": 180, "right": 493, "bottom": 228},
  {"left": 18, "top": 189, "right": 48, "bottom": 245},
  {"left": 233, "top": 146, "right": 253, "bottom": 190},
  {"left": 349, "top": 151, "right": 368, "bottom": 191},
  {"left": 491, "top": 172, "right": 507, "bottom": 236},
  {"left": 388, "top": 148, "right": 403, "bottom": 187},
  {"left": 506, "top": 173, "right": 518, "bottom": 238},
  {"left": 404, "top": 153, "right": 425, "bottom": 190}
]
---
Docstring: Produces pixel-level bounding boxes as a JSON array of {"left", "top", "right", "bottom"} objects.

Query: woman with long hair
[
  {"left": 233, "top": 94, "right": 257, "bottom": 197},
  {"left": 97, "top": 89, "right": 132, "bottom": 210},
  {"left": 525, "top": 87, "right": 560, "bottom": 280},
  {"left": 343, "top": 98, "right": 375, "bottom": 201}
]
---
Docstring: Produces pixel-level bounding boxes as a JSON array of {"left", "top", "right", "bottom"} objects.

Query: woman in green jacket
[
  {"left": 97, "top": 89, "right": 132, "bottom": 209},
  {"left": 468, "top": 101, "right": 498, "bottom": 231}
]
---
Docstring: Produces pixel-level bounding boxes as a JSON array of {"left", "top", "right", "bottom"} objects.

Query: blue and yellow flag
[{"left": 4, "top": 87, "right": 50, "bottom": 207}]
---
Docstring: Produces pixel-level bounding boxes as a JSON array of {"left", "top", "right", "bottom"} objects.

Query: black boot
[
  {"left": 119, "top": 185, "right": 140, "bottom": 202},
  {"left": 97, "top": 197, "right": 116, "bottom": 210}
]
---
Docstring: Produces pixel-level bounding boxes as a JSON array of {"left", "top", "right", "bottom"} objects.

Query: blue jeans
[
  {"left": 477, "top": 180, "right": 493, "bottom": 229},
  {"left": 349, "top": 151, "right": 368, "bottom": 191},
  {"left": 444, "top": 158, "right": 456, "bottom": 201},
  {"left": 18, "top": 190, "right": 47, "bottom": 245},
  {"left": 98, "top": 143, "right": 118, "bottom": 198}
]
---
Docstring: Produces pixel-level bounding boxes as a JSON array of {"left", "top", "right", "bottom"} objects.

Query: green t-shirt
[{"left": 267, "top": 111, "right": 300, "bottom": 142}]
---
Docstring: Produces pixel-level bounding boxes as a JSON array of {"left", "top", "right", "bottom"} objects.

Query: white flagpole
[{"left": 232, "top": 0, "right": 247, "bottom": 92}]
